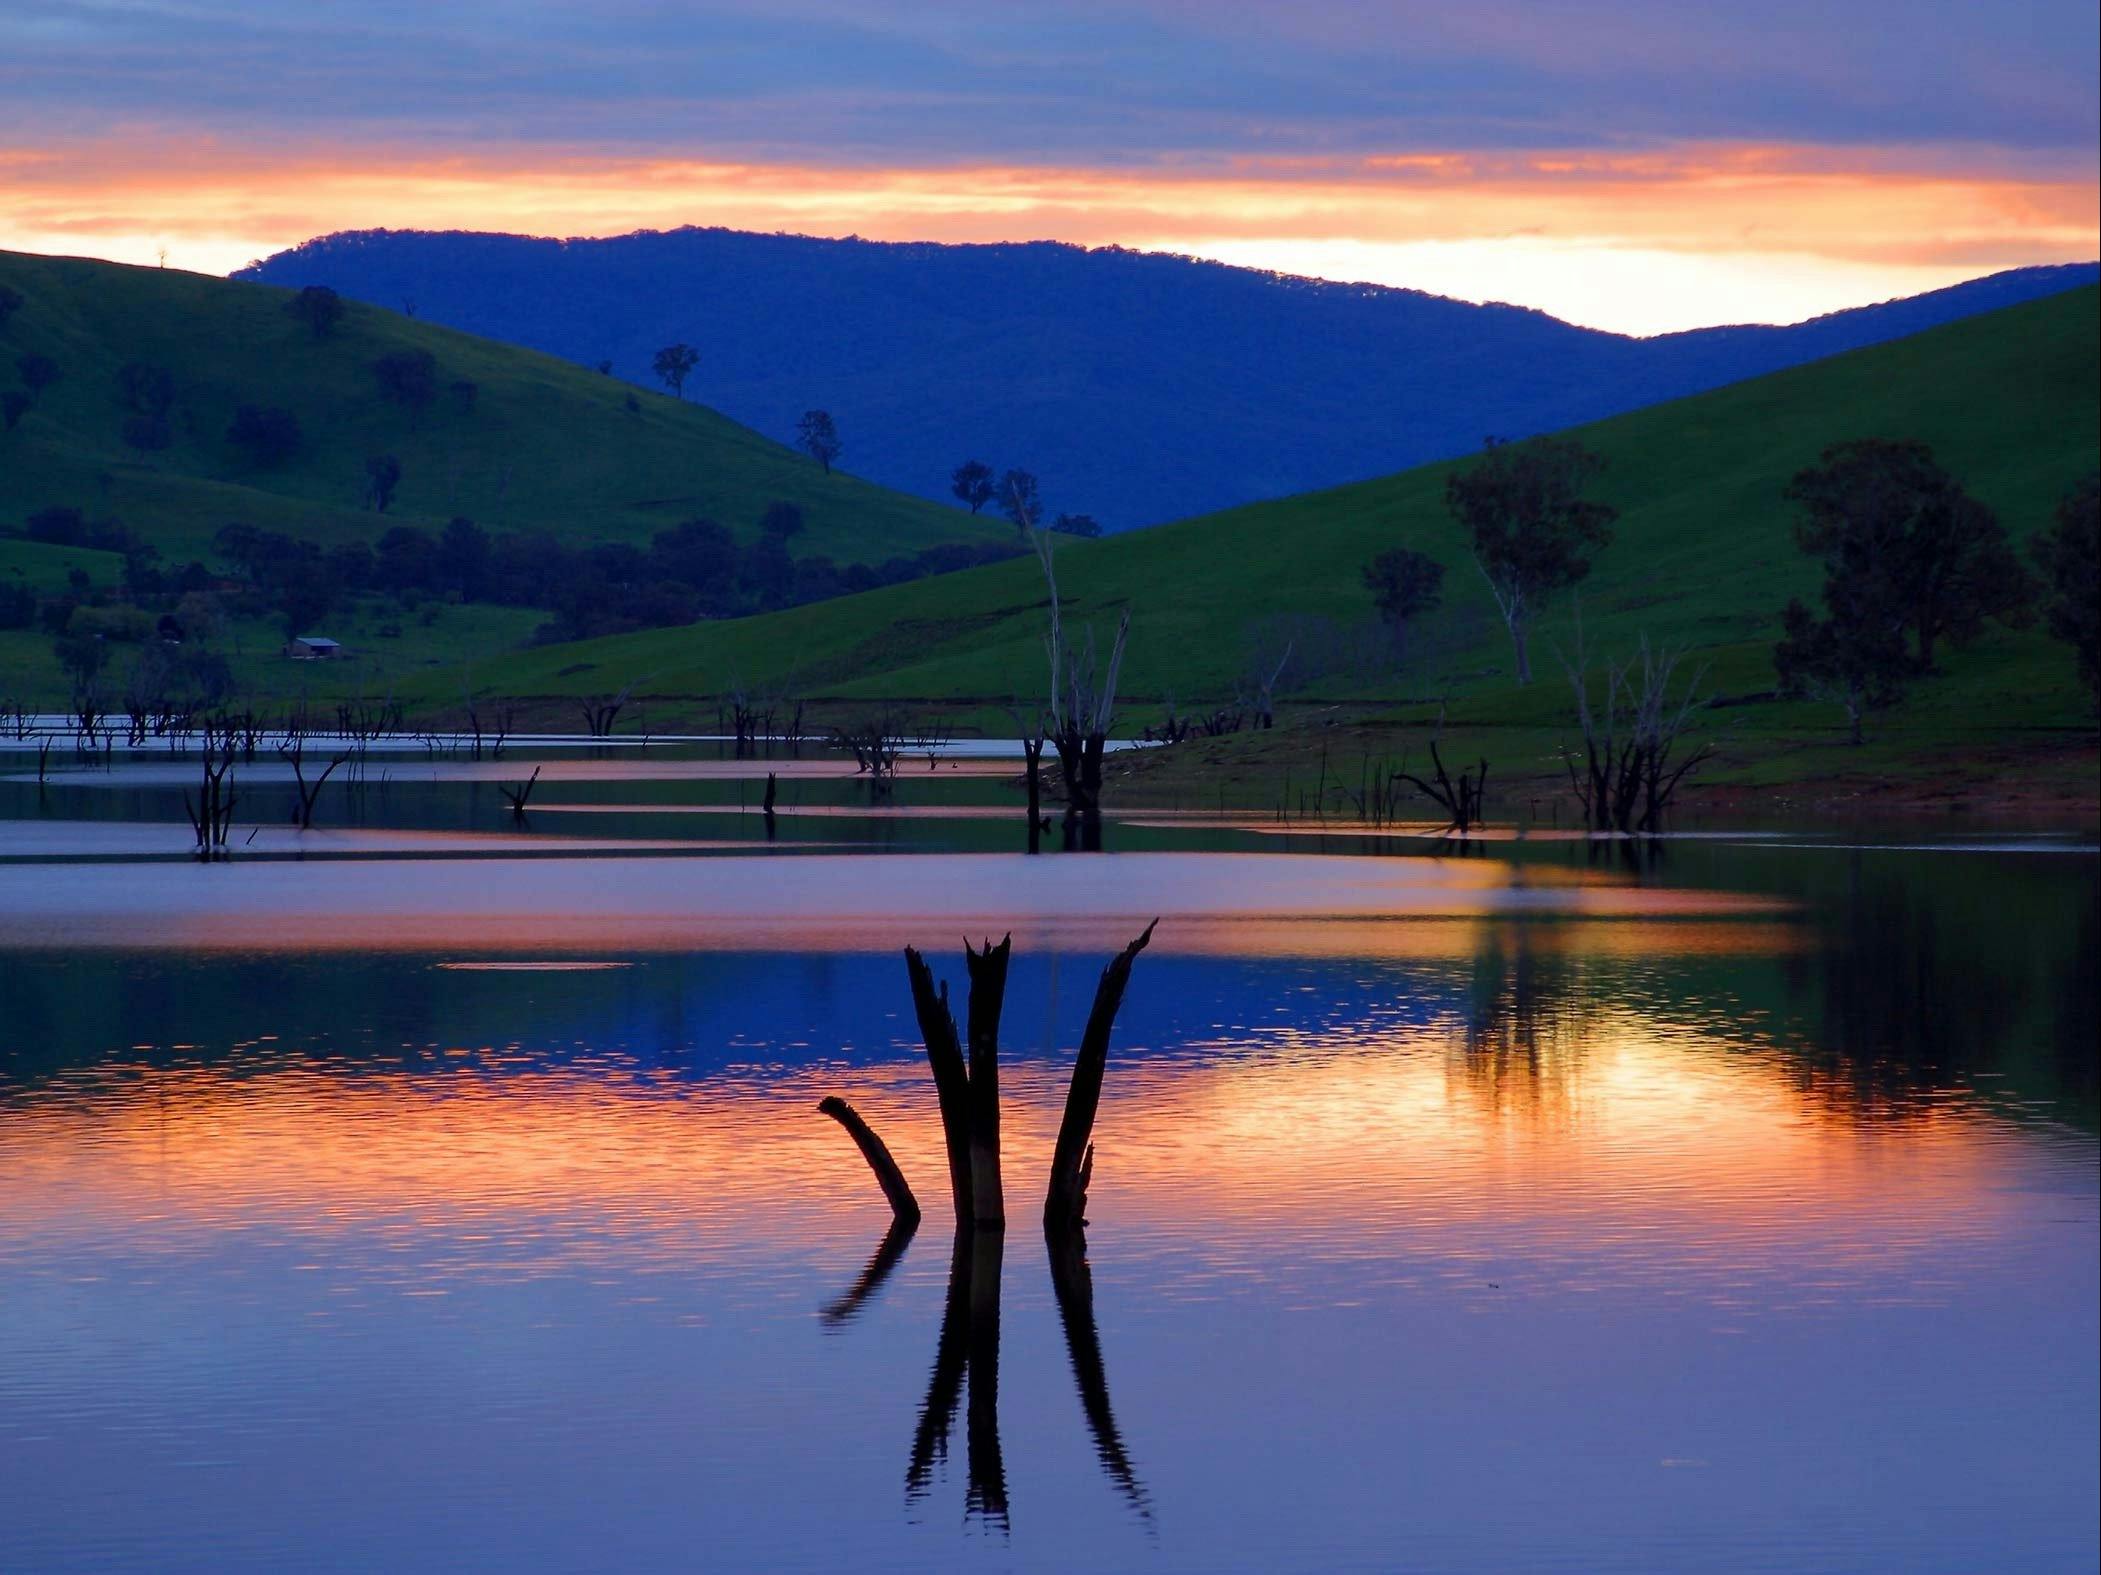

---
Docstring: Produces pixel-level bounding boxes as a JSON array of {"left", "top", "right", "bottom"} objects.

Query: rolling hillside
[
  {"left": 452, "top": 286, "right": 2100, "bottom": 744},
  {"left": 0, "top": 249, "right": 999, "bottom": 568},
  {"left": 241, "top": 227, "right": 2097, "bottom": 528}
]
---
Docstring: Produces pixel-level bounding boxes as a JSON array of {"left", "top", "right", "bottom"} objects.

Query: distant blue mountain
[{"left": 239, "top": 230, "right": 2098, "bottom": 529}]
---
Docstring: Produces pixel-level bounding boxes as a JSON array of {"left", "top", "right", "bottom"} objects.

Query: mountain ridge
[{"left": 239, "top": 227, "right": 2099, "bottom": 528}]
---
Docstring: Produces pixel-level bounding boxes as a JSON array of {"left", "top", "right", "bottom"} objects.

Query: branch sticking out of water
[{"left": 816, "top": 1096, "right": 922, "bottom": 1227}]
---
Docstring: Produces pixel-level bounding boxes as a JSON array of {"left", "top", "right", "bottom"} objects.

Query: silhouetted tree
[
  {"left": 1051, "top": 513, "right": 1103, "bottom": 538},
  {"left": 2033, "top": 471, "right": 2099, "bottom": 704},
  {"left": 117, "top": 361, "right": 174, "bottom": 416},
  {"left": 1446, "top": 437, "right": 1615, "bottom": 684},
  {"left": 117, "top": 361, "right": 175, "bottom": 450},
  {"left": 1786, "top": 439, "right": 2032, "bottom": 672},
  {"left": 653, "top": 342, "right": 698, "bottom": 399},
  {"left": 364, "top": 453, "right": 403, "bottom": 513},
  {"left": 278, "top": 580, "right": 336, "bottom": 642},
  {"left": 0, "top": 284, "right": 22, "bottom": 331},
  {"left": 760, "top": 501, "right": 805, "bottom": 541},
  {"left": 1362, "top": 546, "right": 1444, "bottom": 655},
  {"left": 951, "top": 459, "right": 996, "bottom": 514},
  {"left": 1773, "top": 592, "right": 1911, "bottom": 744},
  {"left": 999, "top": 469, "right": 1040, "bottom": 535},
  {"left": 16, "top": 352, "right": 59, "bottom": 398},
  {"left": 286, "top": 284, "right": 344, "bottom": 339},
  {"left": 225, "top": 404, "right": 301, "bottom": 466},
  {"left": 741, "top": 535, "right": 795, "bottom": 608},
  {"left": 372, "top": 349, "right": 438, "bottom": 418},
  {"left": 437, "top": 516, "right": 491, "bottom": 599},
  {"left": 797, "top": 409, "right": 842, "bottom": 473}
]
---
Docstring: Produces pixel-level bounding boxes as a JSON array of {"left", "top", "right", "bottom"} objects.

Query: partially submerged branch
[{"left": 817, "top": 1096, "right": 922, "bottom": 1226}]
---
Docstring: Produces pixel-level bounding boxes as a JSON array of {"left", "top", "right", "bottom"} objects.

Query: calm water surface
[{"left": 0, "top": 742, "right": 2094, "bottom": 1572}]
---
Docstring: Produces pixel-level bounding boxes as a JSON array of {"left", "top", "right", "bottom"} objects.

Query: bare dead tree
[
  {"left": 1146, "top": 699, "right": 1193, "bottom": 745},
  {"left": 1008, "top": 706, "right": 1052, "bottom": 854},
  {"left": 1395, "top": 739, "right": 1490, "bottom": 834},
  {"left": 580, "top": 681, "right": 633, "bottom": 739},
  {"left": 278, "top": 734, "right": 352, "bottom": 830},
  {"left": 1236, "top": 632, "right": 1293, "bottom": 730},
  {"left": 1559, "top": 630, "right": 1712, "bottom": 833},
  {"left": 499, "top": 765, "right": 541, "bottom": 823},
  {"left": 1022, "top": 493, "right": 1129, "bottom": 846},
  {"left": 182, "top": 720, "right": 238, "bottom": 859},
  {"left": 833, "top": 713, "right": 906, "bottom": 794}
]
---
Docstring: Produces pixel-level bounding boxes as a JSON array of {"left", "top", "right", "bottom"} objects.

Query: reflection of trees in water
[
  {"left": 1048, "top": 1227, "right": 1152, "bottom": 1522},
  {"left": 829, "top": 1222, "right": 1149, "bottom": 1535},
  {"left": 1781, "top": 850, "right": 2096, "bottom": 1124},
  {"left": 1455, "top": 927, "right": 1597, "bottom": 1118}
]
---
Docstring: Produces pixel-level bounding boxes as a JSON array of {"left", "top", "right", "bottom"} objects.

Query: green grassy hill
[
  {"left": 452, "top": 286, "right": 2099, "bottom": 750},
  {"left": 0, "top": 249, "right": 995, "bottom": 567}
]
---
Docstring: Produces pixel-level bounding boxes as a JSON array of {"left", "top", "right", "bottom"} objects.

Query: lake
[{"left": 1, "top": 737, "right": 2095, "bottom": 1572}]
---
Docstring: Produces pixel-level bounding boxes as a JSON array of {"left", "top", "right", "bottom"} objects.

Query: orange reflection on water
[{"left": 0, "top": 999, "right": 2022, "bottom": 1310}]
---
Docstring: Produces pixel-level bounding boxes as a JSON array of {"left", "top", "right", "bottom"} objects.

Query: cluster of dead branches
[
  {"left": 1016, "top": 496, "right": 1130, "bottom": 849},
  {"left": 1395, "top": 740, "right": 1491, "bottom": 834},
  {"left": 579, "top": 683, "right": 633, "bottom": 739},
  {"left": 278, "top": 733, "right": 351, "bottom": 830},
  {"left": 181, "top": 721, "right": 239, "bottom": 859},
  {"left": 1560, "top": 632, "right": 1711, "bottom": 833},
  {"left": 833, "top": 713, "right": 906, "bottom": 788}
]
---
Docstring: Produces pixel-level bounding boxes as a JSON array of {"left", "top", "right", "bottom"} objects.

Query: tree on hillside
[
  {"left": 278, "top": 578, "right": 337, "bottom": 642},
  {"left": 796, "top": 410, "right": 842, "bottom": 474},
  {"left": 364, "top": 453, "right": 403, "bottom": 513},
  {"left": 287, "top": 285, "right": 344, "bottom": 340},
  {"left": 1000, "top": 469, "right": 1041, "bottom": 536},
  {"left": 438, "top": 516, "right": 491, "bottom": 600},
  {"left": 653, "top": 342, "right": 699, "bottom": 399},
  {"left": 1051, "top": 513, "right": 1103, "bottom": 538},
  {"left": 2032, "top": 471, "right": 2100, "bottom": 704},
  {"left": 372, "top": 349, "right": 438, "bottom": 419},
  {"left": 1785, "top": 439, "right": 2032, "bottom": 672},
  {"left": 0, "top": 284, "right": 22, "bottom": 331},
  {"left": 760, "top": 501, "right": 805, "bottom": 541},
  {"left": 117, "top": 361, "right": 176, "bottom": 451},
  {"left": 951, "top": 459, "right": 996, "bottom": 514},
  {"left": 1445, "top": 436, "right": 1616, "bottom": 684},
  {"left": 652, "top": 518, "right": 740, "bottom": 604},
  {"left": 1773, "top": 590, "right": 1911, "bottom": 745},
  {"left": 225, "top": 404, "right": 302, "bottom": 466},
  {"left": 1362, "top": 546, "right": 1445, "bottom": 658},
  {"left": 17, "top": 352, "right": 59, "bottom": 398}
]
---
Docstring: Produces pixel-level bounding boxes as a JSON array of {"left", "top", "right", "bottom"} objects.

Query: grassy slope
[
  {"left": 455, "top": 287, "right": 2099, "bottom": 750},
  {"left": 0, "top": 249, "right": 997, "bottom": 567}
]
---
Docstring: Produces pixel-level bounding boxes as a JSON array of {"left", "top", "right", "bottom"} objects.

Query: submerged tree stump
[
  {"left": 962, "top": 936, "right": 1012, "bottom": 1228},
  {"left": 905, "top": 949, "right": 977, "bottom": 1227},
  {"left": 1045, "top": 919, "right": 1157, "bottom": 1232}
]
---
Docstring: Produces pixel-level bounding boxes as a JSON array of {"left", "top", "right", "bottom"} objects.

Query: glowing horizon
[{"left": 2, "top": 139, "right": 2094, "bottom": 335}]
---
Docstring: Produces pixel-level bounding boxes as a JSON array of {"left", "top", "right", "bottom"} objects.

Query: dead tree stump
[{"left": 1045, "top": 919, "right": 1157, "bottom": 1232}]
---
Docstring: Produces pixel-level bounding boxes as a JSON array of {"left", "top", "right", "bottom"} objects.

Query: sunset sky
[{"left": 3, "top": 0, "right": 2096, "bottom": 334}]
